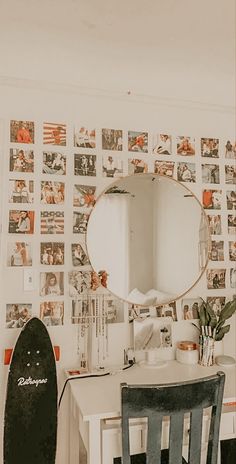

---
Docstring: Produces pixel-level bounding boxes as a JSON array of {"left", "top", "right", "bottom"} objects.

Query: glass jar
[{"left": 176, "top": 340, "right": 199, "bottom": 365}]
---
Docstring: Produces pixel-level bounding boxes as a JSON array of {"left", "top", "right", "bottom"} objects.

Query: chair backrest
[{"left": 121, "top": 371, "right": 225, "bottom": 464}]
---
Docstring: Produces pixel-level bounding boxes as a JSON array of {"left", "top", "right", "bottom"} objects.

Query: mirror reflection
[{"left": 86, "top": 174, "right": 210, "bottom": 305}]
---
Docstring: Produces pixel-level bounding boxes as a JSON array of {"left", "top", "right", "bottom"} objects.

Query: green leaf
[
  {"left": 218, "top": 300, "right": 236, "bottom": 323},
  {"left": 205, "top": 303, "right": 217, "bottom": 328},
  {"left": 215, "top": 325, "right": 230, "bottom": 341},
  {"left": 199, "top": 302, "right": 207, "bottom": 326}
]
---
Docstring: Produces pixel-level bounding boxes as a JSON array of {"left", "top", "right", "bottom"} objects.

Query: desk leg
[{"left": 88, "top": 419, "right": 102, "bottom": 464}]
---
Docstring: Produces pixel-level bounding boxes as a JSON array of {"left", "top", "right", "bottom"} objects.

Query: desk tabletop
[{"left": 69, "top": 361, "right": 236, "bottom": 421}]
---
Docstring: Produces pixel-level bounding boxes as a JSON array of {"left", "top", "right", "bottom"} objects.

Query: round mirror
[{"left": 86, "top": 174, "right": 210, "bottom": 306}]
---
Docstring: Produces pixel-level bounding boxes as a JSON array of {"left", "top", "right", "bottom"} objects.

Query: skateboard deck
[{"left": 4, "top": 317, "right": 58, "bottom": 464}]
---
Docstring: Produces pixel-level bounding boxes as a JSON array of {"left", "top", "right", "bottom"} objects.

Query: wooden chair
[{"left": 114, "top": 371, "right": 225, "bottom": 464}]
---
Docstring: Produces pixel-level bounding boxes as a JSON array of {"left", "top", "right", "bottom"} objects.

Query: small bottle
[{"left": 176, "top": 340, "right": 199, "bottom": 365}]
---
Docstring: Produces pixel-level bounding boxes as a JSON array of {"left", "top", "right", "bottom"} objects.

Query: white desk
[{"left": 67, "top": 361, "right": 236, "bottom": 464}]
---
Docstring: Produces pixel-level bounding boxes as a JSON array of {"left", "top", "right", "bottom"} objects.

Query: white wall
[{"left": 0, "top": 80, "right": 235, "bottom": 463}]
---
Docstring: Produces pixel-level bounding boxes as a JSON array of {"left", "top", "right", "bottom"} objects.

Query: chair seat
[{"left": 114, "top": 450, "right": 188, "bottom": 463}]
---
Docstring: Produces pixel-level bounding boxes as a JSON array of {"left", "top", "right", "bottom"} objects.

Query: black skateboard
[{"left": 4, "top": 317, "right": 58, "bottom": 464}]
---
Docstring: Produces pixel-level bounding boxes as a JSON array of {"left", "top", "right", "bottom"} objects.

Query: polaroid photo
[
  {"left": 181, "top": 297, "right": 202, "bottom": 320},
  {"left": 40, "top": 242, "right": 65, "bottom": 265},
  {"left": 225, "top": 165, "right": 236, "bottom": 184},
  {"left": 177, "top": 162, "right": 196, "bottom": 182},
  {"left": 224, "top": 140, "right": 236, "bottom": 159},
  {"left": 201, "top": 138, "right": 219, "bottom": 158},
  {"left": 74, "top": 126, "right": 96, "bottom": 148},
  {"left": 156, "top": 301, "right": 177, "bottom": 321},
  {"left": 207, "top": 215, "right": 222, "bottom": 235},
  {"left": 74, "top": 153, "right": 96, "bottom": 176},
  {"left": 209, "top": 241, "right": 224, "bottom": 261},
  {"left": 73, "top": 211, "right": 90, "bottom": 234},
  {"left": 206, "top": 269, "right": 226, "bottom": 289},
  {"left": 128, "top": 131, "right": 148, "bottom": 153},
  {"left": 40, "top": 271, "right": 64, "bottom": 297},
  {"left": 229, "top": 241, "right": 236, "bottom": 261},
  {"left": 128, "top": 158, "right": 148, "bottom": 175},
  {"left": 10, "top": 120, "right": 34, "bottom": 144},
  {"left": 176, "top": 136, "right": 195, "bottom": 156},
  {"left": 40, "top": 181, "right": 65, "bottom": 205},
  {"left": 42, "top": 152, "right": 66, "bottom": 175},
  {"left": 206, "top": 297, "right": 226, "bottom": 316},
  {"left": 230, "top": 268, "right": 236, "bottom": 288},
  {"left": 226, "top": 190, "right": 236, "bottom": 210},
  {"left": 8, "top": 179, "right": 34, "bottom": 204},
  {"left": 9, "top": 148, "right": 34, "bottom": 173},
  {"left": 228, "top": 214, "right": 236, "bottom": 235},
  {"left": 202, "top": 190, "right": 222, "bottom": 210},
  {"left": 8, "top": 210, "right": 34, "bottom": 234},
  {"left": 40, "top": 301, "right": 64, "bottom": 326},
  {"left": 102, "top": 128, "right": 123, "bottom": 151},
  {"left": 7, "top": 242, "right": 32, "bottom": 266},
  {"left": 103, "top": 295, "right": 124, "bottom": 323},
  {"left": 202, "top": 164, "right": 220, "bottom": 184},
  {"left": 154, "top": 161, "right": 175, "bottom": 177},
  {"left": 6, "top": 303, "right": 32, "bottom": 329},
  {"left": 153, "top": 134, "right": 172, "bottom": 155},
  {"left": 71, "top": 298, "right": 90, "bottom": 324},
  {"left": 68, "top": 270, "right": 91, "bottom": 297},
  {"left": 102, "top": 155, "right": 123, "bottom": 178},
  {"left": 128, "top": 305, "right": 151, "bottom": 322},
  {"left": 73, "top": 184, "right": 96, "bottom": 208},
  {"left": 71, "top": 243, "right": 90, "bottom": 266},
  {"left": 43, "top": 122, "right": 66, "bottom": 146},
  {"left": 40, "top": 211, "right": 64, "bottom": 234}
]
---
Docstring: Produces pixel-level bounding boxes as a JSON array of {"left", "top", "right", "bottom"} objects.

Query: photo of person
[
  {"left": 40, "top": 301, "right": 64, "bottom": 326},
  {"left": 8, "top": 210, "right": 34, "bottom": 234},
  {"left": 71, "top": 243, "right": 89, "bottom": 266},
  {"left": 40, "top": 181, "right": 65, "bottom": 205},
  {"left": 181, "top": 298, "right": 201, "bottom": 320},
  {"left": 207, "top": 215, "right": 222, "bottom": 235},
  {"left": 73, "top": 184, "right": 96, "bottom": 208},
  {"left": 156, "top": 302, "right": 177, "bottom": 321},
  {"left": 128, "top": 158, "right": 148, "bottom": 174},
  {"left": 43, "top": 122, "right": 66, "bottom": 146},
  {"left": 226, "top": 190, "right": 236, "bottom": 210},
  {"left": 73, "top": 212, "right": 90, "bottom": 233},
  {"left": 6, "top": 304, "right": 32, "bottom": 328},
  {"left": 7, "top": 242, "right": 32, "bottom": 266},
  {"left": 128, "top": 131, "right": 148, "bottom": 153},
  {"left": 10, "top": 120, "right": 34, "bottom": 144},
  {"left": 104, "top": 297, "right": 124, "bottom": 323},
  {"left": 225, "top": 165, "right": 236, "bottom": 184},
  {"left": 154, "top": 161, "right": 175, "bottom": 177},
  {"left": 9, "top": 179, "right": 34, "bottom": 203},
  {"left": 176, "top": 136, "right": 195, "bottom": 155},
  {"left": 229, "top": 241, "right": 236, "bottom": 261},
  {"left": 40, "top": 242, "right": 65, "bottom": 265},
  {"left": 177, "top": 162, "right": 196, "bottom": 182},
  {"left": 40, "top": 211, "right": 64, "bottom": 234},
  {"left": 42, "top": 152, "right": 66, "bottom": 175},
  {"left": 201, "top": 138, "right": 219, "bottom": 158},
  {"left": 102, "top": 128, "right": 123, "bottom": 151},
  {"left": 102, "top": 155, "right": 123, "bottom": 177},
  {"left": 206, "top": 269, "right": 226, "bottom": 289},
  {"left": 230, "top": 268, "right": 236, "bottom": 288},
  {"left": 209, "top": 241, "right": 224, "bottom": 261},
  {"left": 206, "top": 297, "right": 226, "bottom": 316},
  {"left": 74, "top": 154, "right": 96, "bottom": 176},
  {"left": 202, "top": 189, "right": 222, "bottom": 209},
  {"left": 228, "top": 214, "right": 236, "bottom": 234},
  {"left": 68, "top": 270, "right": 91, "bottom": 297},
  {"left": 71, "top": 298, "right": 89, "bottom": 324},
  {"left": 225, "top": 140, "right": 236, "bottom": 159},
  {"left": 74, "top": 126, "right": 96, "bottom": 148},
  {"left": 40, "top": 272, "right": 64, "bottom": 296},
  {"left": 202, "top": 164, "right": 220, "bottom": 184},
  {"left": 153, "top": 134, "right": 172, "bottom": 155},
  {"left": 9, "top": 148, "right": 34, "bottom": 173}
]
